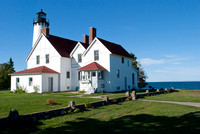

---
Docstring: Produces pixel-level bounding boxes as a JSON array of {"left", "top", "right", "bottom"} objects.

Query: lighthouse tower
[{"left": 32, "top": 9, "right": 49, "bottom": 47}]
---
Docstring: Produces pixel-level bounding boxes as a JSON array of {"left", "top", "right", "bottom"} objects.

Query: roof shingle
[
  {"left": 46, "top": 35, "right": 78, "bottom": 58},
  {"left": 78, "top": 62, "right": 106, "bottom": 71},
  {"left": 10, "top": 66, "right": 59, "bottom": 75},
  {"left": 97, "top": 38, "right": 133, "bottom": 58}
]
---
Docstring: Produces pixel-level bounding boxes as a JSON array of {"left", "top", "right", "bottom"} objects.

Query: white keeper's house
[{"left": 10, "top": 9, "right": 138, "bottom": 93}]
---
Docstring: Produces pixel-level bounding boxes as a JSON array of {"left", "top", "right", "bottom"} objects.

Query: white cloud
[
  {"left": 139, "top": 58, "right": 166, "bottom": 66},
  {"left": 139, "top": 55, "right": 188, "bottom": 66}
]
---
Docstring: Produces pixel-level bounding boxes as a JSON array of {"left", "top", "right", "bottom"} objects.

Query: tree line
[{"left": 0, "top": 58, "right": 15, "bottom": 89}]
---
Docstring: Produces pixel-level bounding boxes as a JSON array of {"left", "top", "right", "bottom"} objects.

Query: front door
[
  {"left": 91, "top": 71, "right": 97, "bottom": 89},
  {"left": 48, "top": 77, "right": 53, "bottom": 92}
]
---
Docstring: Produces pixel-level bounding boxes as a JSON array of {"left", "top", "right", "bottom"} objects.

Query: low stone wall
[{"left": 0, "top": 88, "right": 175, "bottom": 130}]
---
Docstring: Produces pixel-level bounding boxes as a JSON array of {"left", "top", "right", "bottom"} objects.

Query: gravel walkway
[{"left": 139, "top": 99, "right": 200, "bottom": 107}]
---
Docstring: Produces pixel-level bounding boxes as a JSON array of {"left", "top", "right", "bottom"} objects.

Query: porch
[{"left": 78, "top": 62, "right": 107, "bottom": 94}]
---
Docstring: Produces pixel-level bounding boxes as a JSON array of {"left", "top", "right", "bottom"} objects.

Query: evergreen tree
[{"left": 0, "top": 58, "right": 15, "bottom": 89}]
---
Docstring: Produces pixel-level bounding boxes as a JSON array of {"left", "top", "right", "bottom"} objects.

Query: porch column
[{"left": 90, "top": 71, "right": 92, "bottom": 81}]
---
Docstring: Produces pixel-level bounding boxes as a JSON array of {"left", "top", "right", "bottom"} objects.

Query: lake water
[{"left": 145, "top": 81, "right": 200, "bottom": 90}]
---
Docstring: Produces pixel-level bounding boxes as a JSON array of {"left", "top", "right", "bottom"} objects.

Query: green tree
[
  {"left": 0, "top": 58, "right": 15, "bottom": 89},
  {"left": 130, "top": 53, "right": 148, "bottom": 89}
]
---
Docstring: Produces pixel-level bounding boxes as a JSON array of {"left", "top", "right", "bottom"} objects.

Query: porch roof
[
  {"left": 78, "top": 62, "right": 107, "bottom": 71},
  {"left": 10, "top": 66, "right": 59, "bottom": 75}
]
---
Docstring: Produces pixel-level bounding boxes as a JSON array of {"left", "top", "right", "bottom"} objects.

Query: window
[
  {"left": 16, "top": 78, "right": 19, "bottom": 83},
  {"left": 132, "top": 73, "right": 134, "bottom": 85},
  {"left": 46, "top": 54, "right": 49, "bottom": 64},
  {"left": 127, "top": 60, "right": 129, "bottom": 67},
  {"left": 117, "top": 69, "right": 120, "bottom": 78},
  {"left": 66, "top": 71, "right": 70, "bottom": 78},
  {"left": 78, "top": 71, "right": 81, "bottom": 80},
  {"left": 78, "top": 54, "right": 82, "bottom": 63},
  {"left": 121, "top": 57, "right": 124, "bottom": 63},
  {"left": 36, "top": 55, "right": 40, "bottom": 64},
  {"left": 94, "top": 50, "right": 99, "bottom": 61},
  {"left": 16, "top": 78, "right": 19, "bottom": 86},
  {"left": 29, "top": 77, "right": 33, "bottom": 86},
  {"left": 92, "top": 72, "right": 96, "bottom": 76},
  {"left": 98, "top": 71, "right": 104, "bottom": 79}
]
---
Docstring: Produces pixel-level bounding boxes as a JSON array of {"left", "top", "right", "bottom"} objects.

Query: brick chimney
[
  {"left": 89, "top": 27, "right": 96, "bottom": 44},
  {"left": 83, "top": 34, "right": 89, "bottom": 44},
  {"left": 41, "top": 27, "right": 49, "bottom": 36}
]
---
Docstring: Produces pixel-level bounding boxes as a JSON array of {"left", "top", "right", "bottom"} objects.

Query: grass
[
  {"left": 143, "top": 90, "right": 200, "bottom": 102},
  {"left": 41, "top": 92, "right": 82, "bottom": 96},
  {"left": 6, "top": 100, "right": 200, "bottom": 134},
  {"left": 1, "top": 90, "right": 200, "bottom": 133},
  {"left": 82, "top": 92, "right": 113, "bottom": 97},
  {"left": 0, "top": 90, "right": 101, "bottom": 118}
]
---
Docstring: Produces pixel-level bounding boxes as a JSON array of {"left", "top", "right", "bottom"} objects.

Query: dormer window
[
  {"left": 94, "top": 50, "right": 99, "bottom": 61},
  {"left": 121, "top": 57, "right": 124, "bottom": 63},
  {"left": 36, "top": 55, "right": 40, "bottom": 64},
  {"left": 78, "top": 54, "right": 82, "bottom": 63}
]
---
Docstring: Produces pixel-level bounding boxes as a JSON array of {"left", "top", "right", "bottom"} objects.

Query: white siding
[
  {"left": 71, "top": 43, "right": 86, "bottom": 90},
  {"left": 60, "top": 57, "right": 71, "bottom": 91},
  {"left": 27, "top": 35, "right": 61, "bottom": 73},
  {"left": 80, "top": 39, "right": 111, "bottom": 92},
  {"left": 11, "top": 75, "right": 42, "bottom": 93},
  {"left": 42, "top": 73, "right": 59, "bottom": 92},
  {"left": 109, "top": 54, "right": 138, "bottom": 92}
]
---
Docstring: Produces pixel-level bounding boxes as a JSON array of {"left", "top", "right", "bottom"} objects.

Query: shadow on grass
[{"left": 5, "top": 111, "right": 200, "bottom": 134}]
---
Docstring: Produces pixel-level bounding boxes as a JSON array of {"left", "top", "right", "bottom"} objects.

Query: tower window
[
  {"left": 78, "top": 54, "right": 82, "bottom": 63},
  {"left": 36, "top": 55, "right": 40, "bottom": 64},
  {"left": 46, "top": 54, "right": 49, "bottom": 64},
  {"left": 94, "top": 50, "right": 99, "bottom": 61}
]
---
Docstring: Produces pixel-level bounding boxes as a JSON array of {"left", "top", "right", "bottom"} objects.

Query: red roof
[
  {"left": 78, "top": 62, "right": 106, "bottom": 71},
  {"left": 10, "top": 66, "right": 59, "bottom": 75},
  {"left": 46, "top": 35, "right": 78, "bottom": 58},
  {"left": 97, "top": 38, "right": 133, "bottom": 58}
]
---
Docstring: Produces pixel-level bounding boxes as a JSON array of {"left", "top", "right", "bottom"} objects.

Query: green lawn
[
  {"left": 6, "top": 100, "right": 200, "bottom": 134},
  {"left": 0, "top": 90, "right": 101, "bottom": 118},
  {"left": 143, "top": 90, "right": 200, "bottom": 102},
  {"left": 1, "top": 90, "right": 200, "bottom": 133}
]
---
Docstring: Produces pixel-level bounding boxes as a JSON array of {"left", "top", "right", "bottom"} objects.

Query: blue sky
[{"left": 0, "top": 0, "right": 199, "bottom": 82}]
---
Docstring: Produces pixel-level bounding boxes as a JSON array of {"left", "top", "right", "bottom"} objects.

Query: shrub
[
  {"left": 84, "top": 100, "right": 92, "bottom": 109},
  {"left": 80, "top": 90, "right": 86, "bottom": 94},
  {"left": 33, "top": 85, "right": 40, "bottom": 93},
  {"left": 13, "top": 85, "right": 26, "bottom": 94},
  {"left": 46, "top": 98, "right": 57, "bottom": 105}
]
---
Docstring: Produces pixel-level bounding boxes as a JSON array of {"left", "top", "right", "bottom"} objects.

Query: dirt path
[{"left": 139, "top": 99, "right": 200, "bottom": 107}]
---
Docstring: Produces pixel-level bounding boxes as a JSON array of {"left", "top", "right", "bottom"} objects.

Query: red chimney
[
  {"left": 89, "top": 27, "right": 96, "bottom": 44},
  {"left": 83, "top": 34, "right": 89, "bottom": 44},
  {"left": 41, "top": 27, "right": 49, "bottom": 36}
]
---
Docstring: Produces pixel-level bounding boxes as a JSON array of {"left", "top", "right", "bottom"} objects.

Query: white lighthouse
[{"left": 32, "top": 9, "right": 49, "bottom": 47}]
